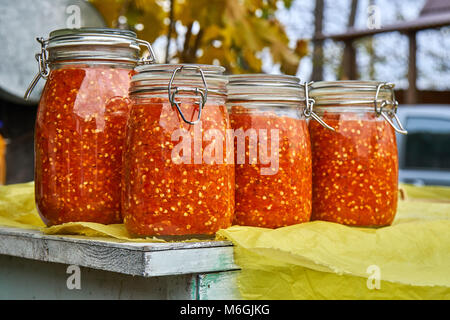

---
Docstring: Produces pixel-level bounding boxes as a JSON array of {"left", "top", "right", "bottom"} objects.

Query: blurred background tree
[{"left": 89, "top": 0, "right": 308, "bottom": 74}]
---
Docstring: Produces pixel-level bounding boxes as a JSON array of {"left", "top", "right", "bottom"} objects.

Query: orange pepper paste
[
  {"left": 230, "top": 106, "right": 312, "bottom": 228},
  {"left": 122, "top": 98, "right": 234, "bottom": 236},
  {"left": 309, "top": 111, "right": 399, "bottom": 226},
  {"left": 35, "top": 66, "right": 133, "bottom": 225}
]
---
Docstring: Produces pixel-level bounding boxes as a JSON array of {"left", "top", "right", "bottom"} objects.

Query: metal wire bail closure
[
  {"left": 24, "top": 37, "right": 49, "bottom": 100},
  {"left": 374, "top": 82, "right": 408, "bottom": 135},
  {"left": 137, "top": 39, "right": 156, "bottom": 64},
  {"left": 303, "top": 81, "right": 335, "bottom": 131},
  {"left": 24, "top": 33, "right": 157, "bottom": 100},
  {"left": 168, "top": 66, "right": 208, "bottom": 125}
]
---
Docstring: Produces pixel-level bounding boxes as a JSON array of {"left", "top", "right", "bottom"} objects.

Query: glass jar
[
  {"left": 123, "top": 64, "right": 234, "bottom": 237},
  {"left": 27, "top": 28, "right": 155, "bottom": 226},
  {"left": 308, "top": 81, "right": 407, "bottom": 227},
  {"left": 227, "top": 74, "right": 312, "bottom": 228}
]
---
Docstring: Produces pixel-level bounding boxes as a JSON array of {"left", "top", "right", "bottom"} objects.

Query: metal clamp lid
[
  {"left": 303, "top": 81, "right": 335, "bottom": 131},
  {"left": 307, "top": 80, "right": 407, "bottom": 135},
  {"left": 374, "top": 82, "right": 408, "bottom": 135},
  {"left": 24, "top": 38, "right": 49, "bottom": 100},
  {"left": 136, "top": 39, "right": 156, "bottom": 65},
  {"left": 227, "top": 74, "right": 303, "bottom": 103},
  {"left": 24, "top": 29, "right": 156, "bottom": 100},
  {"left": 168, "top": 65, "right": 208, "bottom": 125}
]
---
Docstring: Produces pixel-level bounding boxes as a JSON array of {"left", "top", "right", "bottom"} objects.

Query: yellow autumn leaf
[{"left": 88, "top": 0, "right": 307, "bottom": 74}]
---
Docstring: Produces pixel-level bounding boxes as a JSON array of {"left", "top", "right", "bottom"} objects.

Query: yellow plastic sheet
[
  {"left": 399, "top": 183, "right": 450, "bottom": 202},
  {"left": 0, "top": 181, "right": 45, "bottom": 229},
  {"left": 217, "top": 185, "right": 450, "bottom": 299}
]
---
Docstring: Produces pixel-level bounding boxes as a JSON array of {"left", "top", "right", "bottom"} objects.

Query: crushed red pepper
[
  {"left": 35, "top": 66, "right": 134, "bottom": 225},
  {"left": 309, "top": 111, "right": 398, "bottom": 226},
  {"left": 230, "top": 106, "right": 312, "bottom": 228},
  {"left": 122, "top": 97, "right": 234, "bottom": 236}
]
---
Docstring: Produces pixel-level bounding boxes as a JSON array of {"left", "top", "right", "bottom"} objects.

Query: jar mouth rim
[
  {"left": 310, "top": 80, "right": 395, "bottom": 90},
  {"left": 228, "top": 74, "right": 301, "bottom": 86},
  {"left": 49, "top": 28, "right": 137, "bottom": 40},
  {"left": 227, "top": 91, "right": 304, "bottom": 103},
  {"left": 227, "top": 74, "right": 304, "bottom": 102}
]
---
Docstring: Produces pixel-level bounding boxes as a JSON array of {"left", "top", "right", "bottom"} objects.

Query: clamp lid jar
[
  {"left": 123, "top": 64, "right": 234, "bottom": 237},
  {"left": 308, "top": 80, "right": 406, "bottom": 227},
  {"left": 33, "top": 27, "right": 155, "bottom": 226},
  {"left": 227, "top": 74, "right": 312, "bottom": 228}
]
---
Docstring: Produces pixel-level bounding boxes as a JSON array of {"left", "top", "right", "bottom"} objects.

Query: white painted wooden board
[
  {"left": 0, "top": 255, "right": 198, "bottom": 299},
  {"left": 0, "top": 226, "right": 238, "bottom": 277}
]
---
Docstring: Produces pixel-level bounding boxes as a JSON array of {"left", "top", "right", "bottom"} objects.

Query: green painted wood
[{"left": 198, "top": 271, "right": 242, "bottom": 300}]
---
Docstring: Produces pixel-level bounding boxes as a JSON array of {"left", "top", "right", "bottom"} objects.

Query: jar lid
[
  {"left": 130, "top": 63, "right": 227, "bottom": 96},
  {"left": 48, "top": 28, "right": 139, "bottom": 48},
  {"left": 131, "top": 64, "right": 227, "bottom": 125},
  {"left": 227, "top": 74, "right": 304, "bottom": 103},
  {"left": 24, "top": 27, "right": 156, "bottom": 100},
  {"left": 308, "top": 81, "right": 395, "bottom": 108},
  {"left": 45, "top": 27, "right": 155, "bottom": 64},
  {"left": 307, "top": 81, "right": 408, "bottom": 134}
]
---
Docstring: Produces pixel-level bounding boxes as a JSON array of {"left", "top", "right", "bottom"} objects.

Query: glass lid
[
  {"left": 227, "top": 74, "right": 304, "bottom": 102},
  {"left": 309, "top": 80, "right": 395, "bottom": 107},
  {"left": 47, "top": 28, "right": 140, "bottom": 49}
]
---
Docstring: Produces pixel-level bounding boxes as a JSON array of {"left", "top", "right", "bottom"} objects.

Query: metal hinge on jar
[
  {"left": 303, "top": 81, "right": 336, "bottom": 131},
  {"left": 168, "top": 65, "right": 208, "bottom": 125},
  {"left": 136, "top": 39, "right": 157, "bottom": 65},
  {"left": 374, "top": 82, "right": 408, "bottom": 135},
  {"left": 24, "top": 38, "right": 49, "bottom": 100}
]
